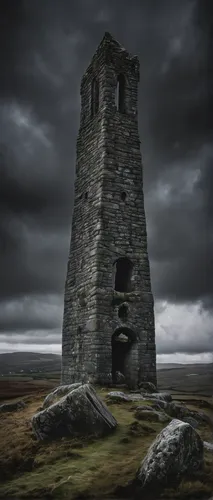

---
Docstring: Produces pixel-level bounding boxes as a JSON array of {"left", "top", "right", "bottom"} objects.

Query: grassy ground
[{"left": 0, "top": 384, "right": 212, "bottom": 499}]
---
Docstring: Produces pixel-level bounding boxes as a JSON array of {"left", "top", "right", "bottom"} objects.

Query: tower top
[
  {"left": 81, "top": 32, "right": 139, "bottom": 87},
  {"left": 99, "top": 31, "right": 132, "bottom": 56}
]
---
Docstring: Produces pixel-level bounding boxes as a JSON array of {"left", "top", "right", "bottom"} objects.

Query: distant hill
[
  {"left": 0, "top": 353, "right": 212, "bottom": 394},
  {"left": 0, "top": 352, "right": 61, "bottom": 375},
  {"left": 157, "top": 363, "right": 185, "bottom": 370}
]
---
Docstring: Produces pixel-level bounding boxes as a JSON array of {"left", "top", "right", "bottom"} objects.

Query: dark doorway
[
  {"left": 111, "top": 328, "right": 135, "bottom": 384},
  {"left": 114, "top": 257, "right": 133, "bottom": 292}
]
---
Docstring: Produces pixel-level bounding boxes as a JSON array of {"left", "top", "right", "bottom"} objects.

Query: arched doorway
[{"left": 111, "top": 327, "right": 136, "bottom": 384}]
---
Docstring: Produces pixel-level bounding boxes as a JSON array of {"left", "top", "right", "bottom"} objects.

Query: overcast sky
[{"left": 0, "top": 0, "right": 212, "bottom": 363}]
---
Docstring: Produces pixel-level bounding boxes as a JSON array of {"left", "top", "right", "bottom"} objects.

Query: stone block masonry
[{"left": 61, "top": 32, "right": 157, "bottom": 390}]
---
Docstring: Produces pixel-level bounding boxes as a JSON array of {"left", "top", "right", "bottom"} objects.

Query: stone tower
[{"left": 61, "top": 32, "right": 156, "bottom": 389}]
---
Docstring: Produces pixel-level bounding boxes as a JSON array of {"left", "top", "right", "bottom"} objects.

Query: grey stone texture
[
  {"left": 31, "top": 384, "right": 117, "bottom": 441},
  {"left": 0, "top": 400, "right": 26, "bottom": 413},
  {"left": 61, "top": 32, "right": 157, "bottom": 389},
  {"left": 135, "top": 419, "right": 204, "bottom": 493},
  {"left": 42, "top": 383, "right": 82, "bottom": 409}
]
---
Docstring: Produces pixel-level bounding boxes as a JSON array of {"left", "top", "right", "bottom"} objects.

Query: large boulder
[
  {"left": 134, "top": 419, "right": 203, "bottom": 494},
  {"left": 42, "top": 383, "right": 82, "bottom": 409},
  {"left": 32, "top": 384, "right": 117, "bottom": 441},
  {"left": 0, "top": 400, "right": 26, "bottom": 413}
]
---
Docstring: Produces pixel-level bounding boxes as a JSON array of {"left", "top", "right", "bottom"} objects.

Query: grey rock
[
  {"left": 150, "top": 400, "right": 209, "bottom": 426},
  {"left": 107, "top": 391, "right": 145, "bottom": 402},
  {"left": 144, "top": 392, "right": 172, "bottom": 402},
  {"left": 42, "top": 383, "right": 82, "bottom": 409},
  {"left": 135, "top": 405, "right": 156, "bottom": 411},
  {"left": 107, "top": 390, "right": 172, "bottom": 404},
  {"left": 182, "top": 416, "right": 199, "bottom": 429},
  {"left": 107, "top": 391, "right": 131, "bottom": 402},
  {"left": 115, "top": 371, "right": 125, "bottom": 384},
  {"left": 0, "top": 400, "right": 26, "bottom": 413},
  {"left": 203, "top": 441, "right": 213, "bottom": 453},
  {"left": 32, "top": 383, "right": 117, "bottom": 441},
  {"left": 134, "top": 408, "right": 171, "bottom": 423},
  {"left": 197, "top": 411, "right": 213, "bottom": 427},
  {"left": 176, "top": 405, "right": 212, "bottom": 427},
  {"left": 138, "top": 382, "right": 157, "bottom": 393},
  {"left": 135, "top": 419, "right": 203, "bottom": 492}
]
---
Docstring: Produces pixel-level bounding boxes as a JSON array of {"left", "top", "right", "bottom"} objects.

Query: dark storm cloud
[
  {"left": 0, "top": 295, "right": 62, "bottom": 332},
  {"left": 0, "top": 0, "right": 212, "bottom": 352},
  {"left": 147, "top": 145, "right": 213, "bottom": 308}
]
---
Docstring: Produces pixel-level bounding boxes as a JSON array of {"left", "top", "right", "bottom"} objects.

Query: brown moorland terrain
[
  {"left": 0, "top": 377, "right": 59, "bottom": 400},
  {"left": 0, "top": 368, "right": 212, "bottom": 500}
]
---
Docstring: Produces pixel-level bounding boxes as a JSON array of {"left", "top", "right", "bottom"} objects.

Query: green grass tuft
[{"left": 0, "top": 387, "right": 212, "bottom": 499}]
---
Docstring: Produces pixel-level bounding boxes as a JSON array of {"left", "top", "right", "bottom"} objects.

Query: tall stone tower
[{"left": 61, "top": 32, "right": 156, "bottom": 389}]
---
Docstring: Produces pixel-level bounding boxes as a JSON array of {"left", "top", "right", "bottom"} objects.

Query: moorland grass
[{"left": 0, "top": 387, "right": 212, "bottom": 499}]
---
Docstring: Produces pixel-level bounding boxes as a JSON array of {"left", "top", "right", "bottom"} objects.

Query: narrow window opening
[
  {"left": 115, "top": 74, "right": 125, "bottom": 113},
  {"left": 121, "top": 191, "right": 127, "bottom": 201},
  {"left": 84, "top": 192, "right": 88, "bottom": 200},
  {"left": 114, "top": 257, "right": 133, "bottom": 292},
  {"left": 91, "top": 78, "right": 99, "bottom": 117}
]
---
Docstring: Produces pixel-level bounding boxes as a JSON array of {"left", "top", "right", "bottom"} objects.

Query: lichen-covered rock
[
  {"left": 42, "top": 383, "right": 82, "bottom": 409},
  {"left": 0, "top": 400, "right": 26, "bottom": 413},
  {"left": 107, "top": 391, "right": 172, "bottom": 404},
  {"left": 134, "top": 405, "right": 155, "bottom": 411},
  {"left": 144, "top": 392, "right": 172, "bottom": 402},
  {"left": 151, "top": 400, "right": 212, "bottom": 426},
  {"left": 151, "top": 401, "right": 187, "bottom": 417},
  {"left": 138, "top": 381, "right": 157, "bottom": 393},
  {"left": 134, "top": 408, "right": 171, "bottom": 423},
  {"left": 204, "top": 441, "right": 213, "bottom": 453},
  {"left": 32, "top": 384, "right": 117, "bottom": 441},
  {"left": 135, "top": 419, "right": 203, "bottom": 493},
  {"left": 107, "top": 391, "right": 144, "bottom": 402}
]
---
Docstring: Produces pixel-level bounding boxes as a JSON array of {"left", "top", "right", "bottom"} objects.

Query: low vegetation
[
  {"left": 0, "top": 382, "right": 212, "bottom": 499},
  {"left": 0, "top": 377, "right": 59, "bottom": 400}
]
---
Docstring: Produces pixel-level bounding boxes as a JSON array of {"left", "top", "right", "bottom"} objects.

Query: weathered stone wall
[{"left": 61, "top": 32, "right": 156, "bottom": 389}]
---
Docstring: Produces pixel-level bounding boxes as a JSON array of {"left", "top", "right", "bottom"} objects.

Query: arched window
[
  {"left": 115, "top": 74, "right": 125, "bottom": 113},
  {"left": 91, "top": 77, "right": 99, "bottom": 117},
  {"left": 114, "top": 257, "right": 133, "bottom": 292}
]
